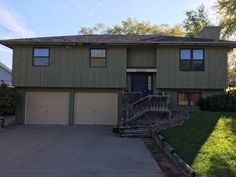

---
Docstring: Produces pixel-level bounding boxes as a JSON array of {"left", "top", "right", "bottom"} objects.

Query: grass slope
[{"left": 162, "top": 112, "right": 236, "bottom": 177}]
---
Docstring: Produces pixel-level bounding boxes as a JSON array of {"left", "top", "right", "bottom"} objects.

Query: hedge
[
  {"left": 199, "top": 90, "right": 236, "bottom": 111},
  {"left": 0, "top": 84, "right": 16, "bottom": 116}
]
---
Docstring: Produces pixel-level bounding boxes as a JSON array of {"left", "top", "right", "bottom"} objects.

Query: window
[
  {"left": 180, "top": 49, "right": 204, "bottom": 71},
  {"left": 178, "top": 93, "right": 189, "bottom": 106},
  {"left": 33, "top": 48, "right": 49, "bottom": 66},
  {"left": 178, "top": 92, "right": 201, "bottom": 106},
  {"left": 190, "top": 93, "right": 201, "bottom": 106},
  {"left": 90, "top": 48, "right": 106, "bottom": 67}
]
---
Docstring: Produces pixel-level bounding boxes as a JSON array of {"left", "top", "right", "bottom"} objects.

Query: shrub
[
  {"left": 0, "top": 84, "right": 16, "bottom": 116},
  {"left": 199, "top": 91, "right": 236, "bottom": 111}
]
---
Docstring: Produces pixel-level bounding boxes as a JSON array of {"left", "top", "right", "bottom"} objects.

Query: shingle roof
[
  {"left": 1, "top": 34, "right": 215, "bottom": 44},
  {"left": 1, "top": 35, "right": 236, "bottom": 48}
]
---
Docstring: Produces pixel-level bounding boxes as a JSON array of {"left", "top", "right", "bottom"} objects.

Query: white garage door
[
  {"left": 25, "top": 92, "right": 69, "bottom": 124},
  {"left": 74, "top": 92, "right": 117, "bottom": 125}
]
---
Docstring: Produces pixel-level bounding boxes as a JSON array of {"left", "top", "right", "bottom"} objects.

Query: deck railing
[{"left": 122, "top": 95, "right": 170, "bottom": 124}]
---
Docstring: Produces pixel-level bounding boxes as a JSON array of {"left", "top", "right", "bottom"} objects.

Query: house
[
  {"left": 0, "top": 26, "right": 236, "bottom": 125},
  {"left": 0, "top": 61, "right": 11, "bottom": 85}
]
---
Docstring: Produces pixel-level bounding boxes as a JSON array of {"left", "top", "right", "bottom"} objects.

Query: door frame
[{"left": 129, "top": 72, "right": 154, "bottom": 96}]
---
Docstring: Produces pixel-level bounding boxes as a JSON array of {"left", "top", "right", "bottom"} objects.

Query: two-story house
[{"left": 1, "top": 26, "right": 235, "bottom": 125}]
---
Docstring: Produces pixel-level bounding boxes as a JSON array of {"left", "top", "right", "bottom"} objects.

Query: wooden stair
[{"left": 121, "top": 95, "right": 171, "bottom": 126}]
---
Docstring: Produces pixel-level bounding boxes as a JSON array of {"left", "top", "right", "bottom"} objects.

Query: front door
[{"left": 131, "top": 73, "right": 153, "bottom": 97}]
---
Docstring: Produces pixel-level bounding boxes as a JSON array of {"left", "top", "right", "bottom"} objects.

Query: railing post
[{"left": 167, "top": 96, "right": 170, "bottom": 110}]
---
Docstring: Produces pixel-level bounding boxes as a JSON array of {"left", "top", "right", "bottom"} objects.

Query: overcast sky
[{"left": 0, "top": 0, "right": 217, "bottom": 68}]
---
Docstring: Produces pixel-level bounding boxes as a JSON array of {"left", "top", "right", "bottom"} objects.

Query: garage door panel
[
  {"left": 74, "top": 92, "right": 117, "bottom": 125},
  {"left": 26, "top": 92, "right": 69, "bottom": 124}
]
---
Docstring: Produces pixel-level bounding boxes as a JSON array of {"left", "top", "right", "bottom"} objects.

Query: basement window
[
  {"left": 178, "top": 92, "right": 201, "bottom": 106},
  {"left": 180, "top": 49, "right": 204, "bottom": 71},
  {"left": 90, "top": 48, "right": 106, "bottom": 67},
  {"left": 33, "top": 48, "right": 49, "bottom": 66}
]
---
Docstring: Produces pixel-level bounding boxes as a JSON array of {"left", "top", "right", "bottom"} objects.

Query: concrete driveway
[{"left": 0, "top": 126, "right": 165, "bottom": 177}]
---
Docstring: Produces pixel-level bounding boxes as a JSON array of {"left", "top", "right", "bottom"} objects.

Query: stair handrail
[
  {"left": 123, "top": 95, "right": 170, "bottom": 111},
  {"left": 122, "top": 95, "right": 170, "bottom": 123},
  {"left": 123, "top": 95, "right": 149, "bottom": 109}
]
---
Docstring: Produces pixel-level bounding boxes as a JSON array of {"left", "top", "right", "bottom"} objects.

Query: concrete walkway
[{"left": 0, "top": 126, "right": 165, "bottom": 177}]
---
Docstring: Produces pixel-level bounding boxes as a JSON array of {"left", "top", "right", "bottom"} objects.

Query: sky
[{"left": 0, "top": 0, "right": 217, "bottom": 68}]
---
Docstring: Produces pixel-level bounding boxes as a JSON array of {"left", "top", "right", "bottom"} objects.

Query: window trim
[
  {"left": 32, "top": 47, "right": 50, "bottom": 67},
  {"left": 179, "top": 48, "right": 205, "bottom": 72},
  {"left": 177, "top": 92, "right": 202, "bottom": 106},
  {"left": 90, "top": 48, "right": 107, "bottom": 68}
]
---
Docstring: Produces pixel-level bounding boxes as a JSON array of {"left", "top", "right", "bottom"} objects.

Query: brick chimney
[{"left": 197, "top": 26, "right": 220, "bottom": 41}]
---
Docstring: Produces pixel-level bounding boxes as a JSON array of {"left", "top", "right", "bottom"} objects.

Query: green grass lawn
[{"left": 162, "top": 112, "right": 236, "bottom": 177}]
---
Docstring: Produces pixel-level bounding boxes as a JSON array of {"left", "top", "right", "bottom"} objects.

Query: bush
[
  {"left": 0, "top": 84, "right": 16, "bottom": 116},
  {"left": 199, "top": 90, "right": 236, "bottom": 111}
]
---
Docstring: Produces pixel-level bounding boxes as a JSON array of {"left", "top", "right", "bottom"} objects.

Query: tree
[
  {"left": 183, "top": 4, "right": 211, "bottom": 37},
  {"left": 79, "top": 18, "right": 185, "bottom": 36},
  {"left": 228, "top": 49, "right": 236, "bottom": 84},
  {"left": 106, "top": 18, "right": 152, "bottom": 35},
  {"left": 79, "top": 22, "right": 106, "bottom": 35},
  {"left": 215, "top": 0, "right": 236, "bottom": 39}
]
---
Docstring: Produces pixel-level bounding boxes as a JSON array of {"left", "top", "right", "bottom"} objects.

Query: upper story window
[
  {"left": 180, "top": 49, "right": 204, "bottom": 71},
  {"left": 90, "top": 48, "right": 106, "bottom": 67},
  {"left": 33, "top": 48, "right": 49, "bottom": 66}
]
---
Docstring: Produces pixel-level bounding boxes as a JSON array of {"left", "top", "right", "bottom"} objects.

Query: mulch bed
[
  {"left": 128, "top": 110, "right": 189, "bottom": 130},
  {"left": 144, "top": 138, "right": 185, "bottom": 177},
  {"left": 158, "top": 111, "right": 189, "bottom": 129},
  {"left": 144, "top": 111, "right": 189, "bottom": 177}
]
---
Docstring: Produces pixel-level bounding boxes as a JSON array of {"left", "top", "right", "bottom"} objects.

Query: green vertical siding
[
  {"left": 156, "top": 46, "right": 228, "bottom": 89},
  {"left": 13, "top": 46, "right": 127, "bottom": 88},
  {"left": 127, "top": 48, "right": 156, "bottom": 68},
  {"left": 13, "top": 44, "right": 228, "bottom": 90},
  {"left": 68, "top": 90, "right": 75, "bottom": 125},
  {"left": 158, "top": 89, "right": 224, "bottom": 110},
  {"left": 15, "top": 88, "right": 26, "bottom": 124}
]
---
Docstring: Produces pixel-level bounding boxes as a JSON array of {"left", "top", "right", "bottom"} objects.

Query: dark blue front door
[{"left": 131, "top": 73, "right": 153, "bottom": 97}]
